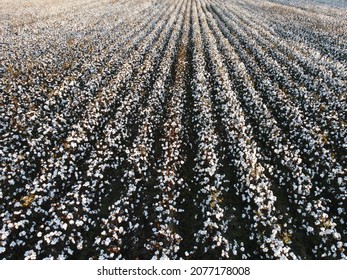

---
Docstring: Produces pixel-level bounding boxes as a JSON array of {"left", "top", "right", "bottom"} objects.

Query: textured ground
[{"left": 0, "top": 0, "right": 346, "bottom": 259}]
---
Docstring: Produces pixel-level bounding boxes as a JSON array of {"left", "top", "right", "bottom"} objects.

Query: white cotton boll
[
  {"left": 51, "top": 238, "right": 58, "bottom": 245},
  {"left": 82, "top": 197, "right": 88, "bottom": 205},
  {"left": 333, "top": 232, "right": 341, "bottom": 240},
  {"left": 104, "top": 238, "right": 111, "bottom": 246},
  {"left": 337, "top": 177, "right": 343, "bottom": 185},
  {"left": 44, "top": 235, "right": 51, "bottom": 244},
  {"left": 307, "top": 226, "right": 314, "bottom": 233},
  {"left": 160, "top": 254, "right": 169, "bottom": 260},
  {"left": 0, "top": 247, "right": 5, "bottom": 254},
  {"left": 24, "top": 250, "right": 36, "bottom": 260},
  {"left": 216, "top": 212, "right": 223, "bottom": 220},
  {"left": 67, "top": 213, "right": 73, "bottom": 219},
  {"left": 331, "top": 245, "right": 337, "bottom": 253},
  {"left": 118, "top": 227, "right": 124, "bottom": 234},
  {"left": 95, "top": 237, "right": 101, "bottom": 245},
  {"left": 1, "top": 230, "right": 9, "bottom": 241}
]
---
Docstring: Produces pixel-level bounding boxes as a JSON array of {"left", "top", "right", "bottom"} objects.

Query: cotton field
[{"left": 0, "top": 0, "right": 346, "bottom": 260}]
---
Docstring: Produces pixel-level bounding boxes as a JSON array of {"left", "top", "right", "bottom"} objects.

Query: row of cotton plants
[{"left": 184, "top": 1, "right": 231, "bottom": 259}]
